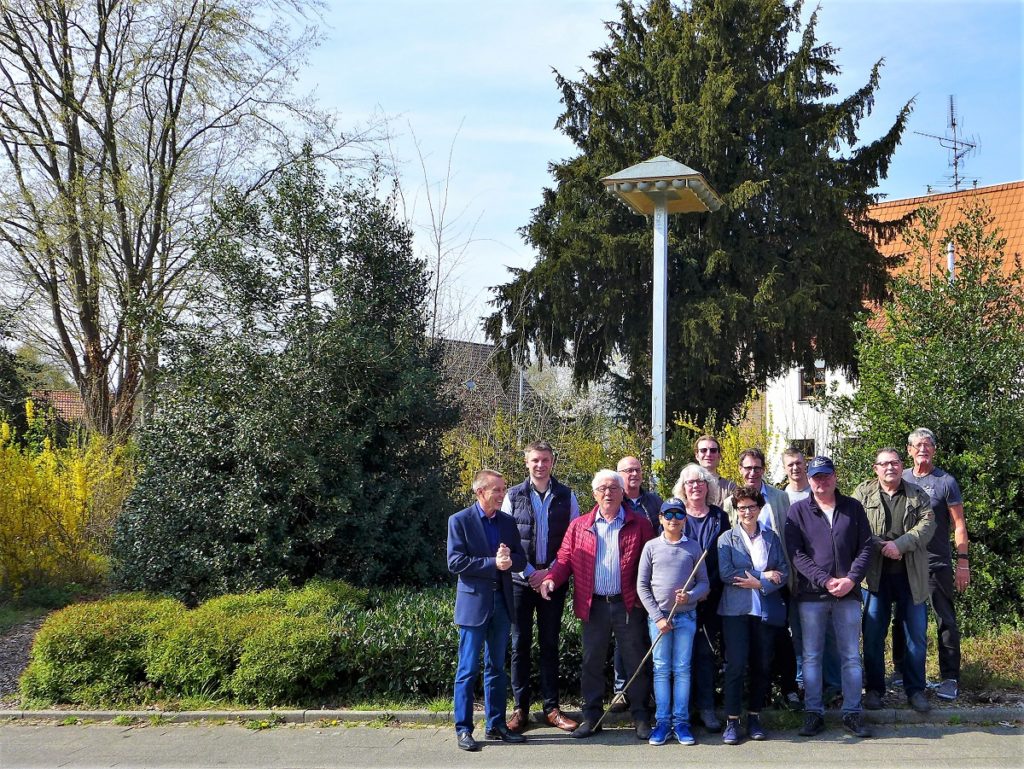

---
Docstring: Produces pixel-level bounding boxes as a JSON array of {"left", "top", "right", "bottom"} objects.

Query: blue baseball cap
[
  {"left": 807, "top": 456, "right": 836, "bottom": 477},
  {"left": 660, "top": 498, "right": 686, "bottom": 515}
]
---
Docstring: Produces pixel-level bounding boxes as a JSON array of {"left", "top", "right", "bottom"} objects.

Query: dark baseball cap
[
  {"left": 807, "top": 456, "right": 836, "bottom": 477},
  {"left": 660, "top": 498, "right": 686, "bottom": 515}
]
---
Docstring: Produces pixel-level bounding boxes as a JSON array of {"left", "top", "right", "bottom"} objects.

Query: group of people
[{"left": 446, "top": 430, "right": 967, "bottom": 751}]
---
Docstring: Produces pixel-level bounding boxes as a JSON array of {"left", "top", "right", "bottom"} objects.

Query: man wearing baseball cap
[{"left": 784, "top": 456, "right": 873, "bottom": 739}]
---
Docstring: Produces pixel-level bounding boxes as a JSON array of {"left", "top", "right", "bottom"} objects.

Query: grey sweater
[{"left": 637, "top": 534, "right": 710, "bottom": 620}]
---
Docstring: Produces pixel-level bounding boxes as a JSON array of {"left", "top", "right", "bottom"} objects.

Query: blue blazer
[
  {"left": 717, "top": 524, "right": 789, "bottom": 618},
  {"left": 447, "top": 504, "right": 527, "bottom": 627}
]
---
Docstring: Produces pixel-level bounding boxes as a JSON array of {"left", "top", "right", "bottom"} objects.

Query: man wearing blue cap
[{"left": 784, "top": 456, "right": 873, "bottom": 739}]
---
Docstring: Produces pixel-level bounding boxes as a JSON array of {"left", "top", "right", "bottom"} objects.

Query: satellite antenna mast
[{"left": 914, "top": 95, "right": 978, "bottom": 191}]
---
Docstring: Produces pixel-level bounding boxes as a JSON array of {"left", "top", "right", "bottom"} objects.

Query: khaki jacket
[{"left": 853, "top": 479, "right": 935, "bottom": 604}]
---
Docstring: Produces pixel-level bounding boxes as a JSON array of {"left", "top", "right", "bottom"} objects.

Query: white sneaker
[{"left": 935, "top": 678, "right": 959, "bottom": 700}]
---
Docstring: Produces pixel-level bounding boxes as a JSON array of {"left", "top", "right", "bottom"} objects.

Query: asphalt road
[{"left": 2, "top": 722, "right": 1022, "bottom": 769}]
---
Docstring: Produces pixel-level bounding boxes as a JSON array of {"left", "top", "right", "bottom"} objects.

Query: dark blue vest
[{"left": 507, "top": 477, "right": 573, "bottom": 577}]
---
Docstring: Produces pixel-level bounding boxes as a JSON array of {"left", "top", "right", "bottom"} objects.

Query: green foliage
[
  {"left": 20, "top": 594, "right": 184, "bottom": 705},
  {"left": 0, "top": 310, "right": 27, "bottom": 432},
  {"left": 446, "top": 403, "right": 648, "bottom": 507},
  {"left": 826, "top": 201, "right": 1024, "bottom": 631},
  {"left": 111, "top": 153, "right": 458, "bottom": 603},
  {"left": 486, "top": 0, "right": 909, "bottom": 425},
  {"left": 21, "top": 581, "right": 366, "bottom": 706}
]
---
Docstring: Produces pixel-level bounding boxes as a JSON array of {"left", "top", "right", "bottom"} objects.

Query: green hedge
[
  {"left": 20, "top": 581, "right": 587, "bottom": 707},
  {"left": 20, "top": 593, "right": 184, "bottom": 704}
]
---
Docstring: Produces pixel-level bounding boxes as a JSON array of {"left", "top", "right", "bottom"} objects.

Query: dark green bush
[
  {"left": 332, "top": 587, "right": 584, "bottom": 701},
  {"left": 20, "top": 594, "right": 183, "bottom": 705}
]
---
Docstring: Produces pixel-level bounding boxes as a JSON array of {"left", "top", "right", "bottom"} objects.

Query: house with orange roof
[{"left": 761, "top": 181, "right": 1024, "bottom": 477}]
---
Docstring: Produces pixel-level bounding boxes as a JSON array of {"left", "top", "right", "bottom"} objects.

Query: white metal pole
[{"left": 652, "top": 197, "right": 668, "bottom": 467}]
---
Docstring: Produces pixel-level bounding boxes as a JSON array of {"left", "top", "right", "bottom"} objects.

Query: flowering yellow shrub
[{"left": 0, "top": 402, "right": 134, "bottom": 596}]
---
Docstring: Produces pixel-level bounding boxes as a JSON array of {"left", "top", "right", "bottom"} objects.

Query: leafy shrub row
[{"left": 21, "top": 580, "right": 585, "bottom": 707}]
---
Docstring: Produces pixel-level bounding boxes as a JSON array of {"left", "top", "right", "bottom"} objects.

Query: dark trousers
[
  {"left": 893, "top": 566, "right": 962, "bottom": 681},
  {"left": 690, "top": 611, "right": 721, "bottom": 711},
  {"left": 580, "top": 599, "right": 650, "bottom": 723},
  {"left": 771, "top": 587, "right": 798, "bottom": 696},
  {"left": 722, "top": 615, "right": 776, "bottom": 716},
  {"left": 511, "top": 580, "right": 567, "bottom": 712}
]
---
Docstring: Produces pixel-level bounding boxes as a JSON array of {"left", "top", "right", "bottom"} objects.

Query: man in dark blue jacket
[
  {"left": 784, "top": 456, "right": 873, "bottom": 740},
  {"left": 448, "top": 469, "right": 528, "bottom": 751}
]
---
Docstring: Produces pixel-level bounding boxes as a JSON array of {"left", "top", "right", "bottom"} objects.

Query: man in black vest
[{"left": 502, "top": 440, "right": 580, "bottom": 733}]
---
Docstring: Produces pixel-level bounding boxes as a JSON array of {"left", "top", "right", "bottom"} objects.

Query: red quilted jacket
[{"left": 546, "top": 506, "right": 655, "bottom": 622}]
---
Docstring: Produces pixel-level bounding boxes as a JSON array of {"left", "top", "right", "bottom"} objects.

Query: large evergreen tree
[
  {"left": 485, "top": 0, "right": 910, "bottom": 424},
  {"left": 112, "top": 155, "right": 458, "bottom": 603}
]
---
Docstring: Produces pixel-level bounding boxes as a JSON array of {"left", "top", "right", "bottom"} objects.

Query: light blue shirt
[
  {"left": 502, "top": 484, "right": 580, "bottom": 578},
  {"left": 593, "top": 506, "right": 624, "bottom": 595},
  {"left": 757, "top": 481, "right": 775, "bottom": 533}
]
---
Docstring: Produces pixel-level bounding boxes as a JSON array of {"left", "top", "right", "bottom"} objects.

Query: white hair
[
  {"left": 671, "top": 463, "right": 715, "bottom": 498},
  {"left": 908, "top": 427, "right": 937, "bottom": 447},
  {"left": 591, "top": 469, "right": 623, "bottom": 491}
]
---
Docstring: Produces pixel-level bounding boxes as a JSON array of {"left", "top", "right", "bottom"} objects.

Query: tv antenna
[{"left": 915, "top": 95, "right": 978, "bottom": 191}]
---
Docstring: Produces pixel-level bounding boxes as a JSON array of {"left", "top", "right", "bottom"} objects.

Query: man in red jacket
[{"left": 541, "top": 469, "right": 655, "bottom": 740}]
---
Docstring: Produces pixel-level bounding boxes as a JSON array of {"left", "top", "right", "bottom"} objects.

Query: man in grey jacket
[{"left": 854, "top": 448, "right": 935, "bottom": 714}]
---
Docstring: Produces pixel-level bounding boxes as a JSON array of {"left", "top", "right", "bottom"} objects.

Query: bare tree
[{"left": 0, "top": 0, "right": 378, "bottom": 435}]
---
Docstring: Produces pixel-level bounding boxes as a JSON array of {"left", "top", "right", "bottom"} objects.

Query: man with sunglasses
[{"left": 694, "top": 435, "right": 735, "bottom": 507}]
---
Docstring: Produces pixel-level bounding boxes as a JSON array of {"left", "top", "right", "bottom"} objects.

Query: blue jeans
[
  {"left": 454, "top": 591, "right": 511, "bottom": 734},
  {"left": 864, "top": 571, "right": 928, "bottom": 696},
  {"left": 790, "top": 596, "right": 842, "bottom": 692},
  {"left": 647, "top": 611, "right": 696, "bottom": 726},
  {"left": 799, "top": 598, "right": 863, "bottom": 715}
]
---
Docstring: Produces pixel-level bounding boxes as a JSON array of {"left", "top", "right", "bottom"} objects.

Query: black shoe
[
  {"left": 457, "top": 731, "right": 480, "bottom": 751},
  {"left": 634, "top": 719, "right": 651, "bottom": 740},
  {"left": 798, "top": 712, "right": 825, "bottom": 737},
  {"left": 484, "top": 724, "right": 526, "bottom": 743},
  {"left": 908, "top": 691, "right": 931, "bottom": 714},
  {"left": 863, "top": 690, "right": 884, "bottom": 710},
  {"left": 571, "top": 720, "right": 602, "bottom": 739},
  {"left": 842, "top": 712, "right": 872, "bottom": 738},
  {"left": 699, "top": 708, "right": 722, "bottom": 732}
]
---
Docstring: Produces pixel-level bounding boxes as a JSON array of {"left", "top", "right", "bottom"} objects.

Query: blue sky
[{"left": 305, "top": 1, "right": 1023, "bottom": 340}]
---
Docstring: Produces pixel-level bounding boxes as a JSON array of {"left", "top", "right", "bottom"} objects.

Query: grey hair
[
  {"left": 591, "top": 469, "right": 623, "bottom": 492},
  {"left": 907, "top": 427, "right": 937, "bottom": 447},
  {"left": 671, "top": 463, "right": 715, "bottom": 498},
  {"left": 472, "top": 469, "right": 504, "bottom": 493}
]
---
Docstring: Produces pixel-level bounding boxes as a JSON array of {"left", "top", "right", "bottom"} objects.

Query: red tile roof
[
  {"left": 30, "top": 389, "right": 86, "bottom": 423},
  {"left": 867, "top": 181, "right": 1024, "bottom": 278}
]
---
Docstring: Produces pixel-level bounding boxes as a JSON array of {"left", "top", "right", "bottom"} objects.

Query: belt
[
  {"left": 592, "top": 593, "right": 622, "bottom": 603},
  {"left": 532, "top": 560, "right": 552, "bottom": 570}
]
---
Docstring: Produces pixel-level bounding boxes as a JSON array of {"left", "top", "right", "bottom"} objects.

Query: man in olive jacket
[{"left": 853, "top": 448, "right": 935, "bottom": 715}]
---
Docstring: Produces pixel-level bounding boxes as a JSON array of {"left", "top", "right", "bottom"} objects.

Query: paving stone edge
[{"left": 2, "top": 706, "right": 1021, "bottom": 727}]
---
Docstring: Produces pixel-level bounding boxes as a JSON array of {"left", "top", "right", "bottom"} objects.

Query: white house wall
[{"left": 763, "top": 363, "right": 856, "bottom": 481}]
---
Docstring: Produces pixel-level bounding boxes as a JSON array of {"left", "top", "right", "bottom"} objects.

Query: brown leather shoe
[
  {"left": 506, "top": 707, "right": 528, "bottom": 733},
  {"left": 545, "top": 707, "right": 579, "bottom": 732}
]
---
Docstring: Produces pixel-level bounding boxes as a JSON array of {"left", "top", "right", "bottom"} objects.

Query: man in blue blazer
[{"left": 448, "top": 469, "right": 528, "bottom": 752}]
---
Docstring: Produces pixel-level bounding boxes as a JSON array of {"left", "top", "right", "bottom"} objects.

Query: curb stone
[{"left": 2, "top": 705, "right": 1020, "bottom": 727}]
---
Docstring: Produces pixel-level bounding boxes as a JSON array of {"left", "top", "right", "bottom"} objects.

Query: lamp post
[{"left": 602, "top": 155, "right": 722, "bottom": 470}]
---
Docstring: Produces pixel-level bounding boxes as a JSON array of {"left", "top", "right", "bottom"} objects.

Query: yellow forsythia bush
[{"left": 0, "top": 403, "right": 135, "bottom": 596}]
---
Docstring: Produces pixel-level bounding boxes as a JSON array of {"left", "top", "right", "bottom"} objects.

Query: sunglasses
[
  {"left": 660, "top": 510, "right": 686, "bottom": 520},
  {"left": 697, "top": 447, "right": 720, "bottom": 454}
]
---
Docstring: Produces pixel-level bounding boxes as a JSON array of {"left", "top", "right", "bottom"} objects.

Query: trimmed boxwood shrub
[
  {"left": 20, "top": 593, "right": 184, "bottom": 705},
  {"left": 231, "top": 614, "right": 336, "bottom": 704}
]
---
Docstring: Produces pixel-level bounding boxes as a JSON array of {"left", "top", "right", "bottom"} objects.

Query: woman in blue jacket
[{"left": 717, "top": 484, "right": 789, "bottom": 745}]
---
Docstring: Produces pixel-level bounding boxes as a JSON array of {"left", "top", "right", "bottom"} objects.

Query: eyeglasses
[
  {"left": 621, "top": 467, "right": 642, "bottom": 474},
  {"left": 594, "top": 485, "right": 621, "bottom": 495},
  {"left": 683, "top": 479, "right": 707, "bottom": 486},
  {"left": 741, "top": 465, "right": 764, "bottom": 473},
  {"left": 697, "top": 446, "right": 720, "bottom": 454},
  {"left": 736, "top": 504, "right": 760, "bottom": 513},
  {"left": 661, "top": 511, "right": 686, "bottom": 521},
  {"left": 874, "top": 460, "right": 902, "bottom": 467}
]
